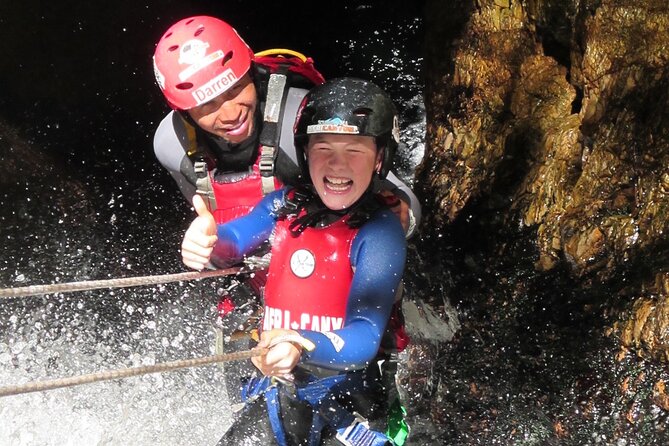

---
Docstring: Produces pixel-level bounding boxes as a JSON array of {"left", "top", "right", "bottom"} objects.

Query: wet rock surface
[{"left": 411, "top": 0, "right": 669, "bottom": 443}]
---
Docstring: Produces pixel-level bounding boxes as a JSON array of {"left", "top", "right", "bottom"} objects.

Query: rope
[
  {"left": 0, "top": 347, "right": 269, "bottom": 398},
  {"left": 0, "top": 256, "right": 270, "bottom": 299}
]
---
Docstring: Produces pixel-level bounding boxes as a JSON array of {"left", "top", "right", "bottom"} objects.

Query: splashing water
[{"left": 0, "top": 3, "right": 428, "bottom": 444}]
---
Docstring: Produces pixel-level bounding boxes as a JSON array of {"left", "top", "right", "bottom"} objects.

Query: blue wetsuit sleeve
[
  {"left": 297, "top": 209, "right": 406, "bottom": 371},
  {"left": 210, "top": 189, "right": 284, "bottom": 267}
]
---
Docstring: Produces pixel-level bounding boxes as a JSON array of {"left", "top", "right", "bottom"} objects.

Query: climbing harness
[
  {"left": 242, "top": 371, "right": 392, "bottom": 446},
  {"left": 0, "top": 346, "right": 268, "bottom": 398}
]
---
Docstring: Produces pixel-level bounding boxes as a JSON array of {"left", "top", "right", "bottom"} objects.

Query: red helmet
[{"left": 153, "top": 16, "right": 254, "bottom": 110}]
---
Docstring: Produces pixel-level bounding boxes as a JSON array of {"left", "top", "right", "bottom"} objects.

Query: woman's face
[{"left": 306, "top": 133, "right": 381, "bottom": 210}]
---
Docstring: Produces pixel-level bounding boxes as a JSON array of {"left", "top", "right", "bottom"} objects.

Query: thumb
[
  {"left": 190, "top": 194, "right": 216, "bottom": 238},
  {"left": 192, "top": 194, "right": 212, "bottom": 218}
]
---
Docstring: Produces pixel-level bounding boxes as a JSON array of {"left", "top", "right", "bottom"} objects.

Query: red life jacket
[
  {"left": 208, "top": 152, "right": 277, "bottom": 299},
  {"left": 262, "top": 213, "right": 357, "bottom": 333},
  {"left": 209, "top": 152, "right": 282, "bottom": 224}
]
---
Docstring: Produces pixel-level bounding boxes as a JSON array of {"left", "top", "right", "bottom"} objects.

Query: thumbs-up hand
[{"left": 181, "top": 194, "right": 218, "bottom": 270}]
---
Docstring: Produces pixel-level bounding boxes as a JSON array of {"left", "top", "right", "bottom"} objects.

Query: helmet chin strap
[{"left": 285, "top": 186, "right": 380, "bottom": 236}]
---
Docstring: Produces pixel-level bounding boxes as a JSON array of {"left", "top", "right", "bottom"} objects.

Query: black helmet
[{"left": 294, "top": 77, "right": 400, "bottom": 180}]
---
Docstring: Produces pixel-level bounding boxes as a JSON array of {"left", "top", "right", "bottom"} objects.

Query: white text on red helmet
[{"left": 192, "top": 69, "right": 239, "bottom": 106}]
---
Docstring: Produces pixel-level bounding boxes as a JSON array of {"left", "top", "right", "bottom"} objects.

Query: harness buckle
[
  {"left": 335, "top": 412, "right": 378, "bottom": 446},
  {"left": 259, "top": 145, "right": 276, "bottom": 195},
  {"left": 193, "top": 161, "right": 207, "bottom": 175},
  {"left": 272, "top": 374, "right": 298, "bottom": 398},
  {"left": 259, "top": 145, "right": 275, "bottom": 177}
]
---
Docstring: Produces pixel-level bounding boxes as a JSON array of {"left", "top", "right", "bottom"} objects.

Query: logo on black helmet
[{"left": 307, "top": 118, "right": 360, "bottom": 135}]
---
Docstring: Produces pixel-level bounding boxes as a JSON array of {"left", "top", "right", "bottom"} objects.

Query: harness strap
[
  {"left": 265, "top": 385, "right": 289, "bottom": 446},
  {"left": 184, "top": 114, "right": 199, "bottom": 158},
  {"left": 193, "top": 161, "right": 217, "bottom": 211},
  {"left": 241, "top": 376, "right": 291, "bottom": 446},
  {"left": 242, "top": 373, "right": 392, "bottom": 446},
  {"left": 310, "top": 390, "right": 391, "bottom": 446},
  {"left": 179, "top": 114, "right": 218, "bottom": 211},
  {"left": 259, "top": 72, "right": 288, "bottom": 194}
]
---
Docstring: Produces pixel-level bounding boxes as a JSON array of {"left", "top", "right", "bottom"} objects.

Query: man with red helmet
[{"left": 152, "top": 15, "right": 420, "bottom": 234}]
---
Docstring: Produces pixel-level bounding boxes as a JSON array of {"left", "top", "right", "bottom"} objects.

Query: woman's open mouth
[{"left": 324, "top": 176, "right": 353, "bottom": 193}]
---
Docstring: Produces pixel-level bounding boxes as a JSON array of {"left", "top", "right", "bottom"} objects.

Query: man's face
[
  {"left": 187, "top": 73, "right": 257, "bottom": 144},
  {"left": 307, "top": 134, "right": 381, "bottom": 211}
]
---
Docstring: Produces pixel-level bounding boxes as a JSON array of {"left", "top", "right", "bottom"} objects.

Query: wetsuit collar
[
  {"left": 203, "top": 110, "right": 263, "bottom": 172},
  {"left": 286, "top": 187, "right": 379, "bottom": 235}
]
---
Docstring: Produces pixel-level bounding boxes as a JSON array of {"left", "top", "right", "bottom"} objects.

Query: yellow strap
[
  {"left": 254, "top": 48, "right": 308, "bottom": 62},
  {"left": 181, "top": 116, "right": 199, "bottom": 157}
]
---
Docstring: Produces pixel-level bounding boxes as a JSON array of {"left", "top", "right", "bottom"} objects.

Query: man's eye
[{"left": 199, "top": 101, "right": 217, "bottom": 113}]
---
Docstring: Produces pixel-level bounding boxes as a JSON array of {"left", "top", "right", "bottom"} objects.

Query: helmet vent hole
[
  {"left": 175, "top": 82, "right": 193, "bottom": 91},
  {"left": 167, "top": 45, "right": 179, "bottom": 52},
  {"left": 353, "top": 107, "right": 373, "bottom": 117},
  {"left": 221, "top": 51, "right": 233, "bottom": 66},
  {"left": 194, "top": 26, "right": 205, "bottom": 37},
  {"left": 163, "top": 32, "right": 173, "bottom": 40}
]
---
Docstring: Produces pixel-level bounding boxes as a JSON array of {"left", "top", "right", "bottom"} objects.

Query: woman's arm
[
  {"left": 181, "top": 190, "right": 284, "bottom": 270},
  {"left": 210, "top": 190, "right": 284, "bottom": 266}
]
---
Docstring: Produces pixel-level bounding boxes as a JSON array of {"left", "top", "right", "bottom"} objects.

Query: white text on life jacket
[{"left": 263, "top": 305, "right": 344, "bottom": 332}]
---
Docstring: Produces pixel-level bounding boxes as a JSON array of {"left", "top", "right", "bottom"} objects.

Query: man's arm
[
  {"left": 153, "top": 111, "right": 197, "bottom": 204},
  {"left": 376, "top": 171, "right": 421, "bottom": 238}
]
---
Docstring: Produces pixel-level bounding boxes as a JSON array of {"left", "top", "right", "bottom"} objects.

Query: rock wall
[
  {"left": 407, "top": 0, "right": 669, "bottom": 442},
  {"left": 417, "top": 0, "right": 668, "bottom": 356}
]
